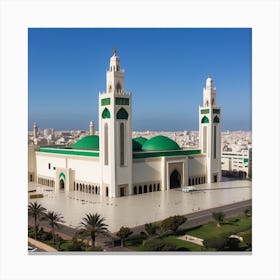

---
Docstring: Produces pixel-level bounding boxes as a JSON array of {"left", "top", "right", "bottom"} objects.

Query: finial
[
  {"left": 113, "top": 48, "right": 117, "bottom": 56},
  {"left": 208, "top": 74, "right": 211, "bottom": 79}
]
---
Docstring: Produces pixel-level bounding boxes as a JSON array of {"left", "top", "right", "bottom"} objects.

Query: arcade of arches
[
  {"left": 74, "top": 181, "right": 100, "bottom": 195},
  {"left": 133, "top": 182, "right": 161, "bottom": 195},
  {"left": 38, "top": 177, "right": 55, "bottom": 187}
]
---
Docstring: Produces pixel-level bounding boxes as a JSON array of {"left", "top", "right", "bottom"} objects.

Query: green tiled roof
[
  {"left": 72, "top": 135, "right": 99, "bottom": 150},
  {"left": 142, "top": 135, "right": 180, "bottom": 151},
  {"left": 132, "top": 136, "right": 148, "bottom": 151}
]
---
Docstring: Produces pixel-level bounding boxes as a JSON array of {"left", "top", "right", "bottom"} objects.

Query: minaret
[
  {"left": 33, "top": 122, "right": 38, "bottom": 144},
  {"left": 199, "top": 76, "right": 221, "bottom": 183},
  {"left": 99, "top": 49, "right": 132, "bottom": 197},
  {"left": 89, "top": 120, "right": 94, "bottom": 135}
]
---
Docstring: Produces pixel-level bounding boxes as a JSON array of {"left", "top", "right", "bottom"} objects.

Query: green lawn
[
  {"left": 162, "top": 236, "right": 204, "bottom": 251},
  {"left": 124, "top": 214, "right": 251, "bottom": 252},
  {"left": 186, "top": 215, "right": 251, "bottom": 239}
]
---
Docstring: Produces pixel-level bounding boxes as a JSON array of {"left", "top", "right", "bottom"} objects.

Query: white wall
[
  {"left": 132, "top": 158, "right": 161, "bottom": 184},
  {"left": 68, "top": 157, "right": 100, "bottom": 183},
  {"left": 188, "top": 156, "right": 206, "bottom": 177},
  {"left": 36, "top": 153, "right": 66, "bottom": 178}
]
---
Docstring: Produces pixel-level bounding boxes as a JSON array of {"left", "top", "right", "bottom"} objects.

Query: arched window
[
  {"left": 116, "top": 108, "right": 128, "bottom": 120},
  {"left": 120, "top": 122, "right": 125, "bottom": 166},
  {"left": 149, "top": 184, "right": 152, "bottom": 192},
  {"left": 104, "top": 123, "right": 108, "bottom": 165},
  {"left": 144, "top": 185, "right": 147, "bottom": 193},
  {"left": 133, "top": 186, "right": 137, "bottom": 195},
  {"left": 201, "top": 116, "right": 209, "bottom": 123},
  {"left": 157, "top": 184, "right": 160, "bottom": 191},
  {"left": 213, "top": 115, "right": 220, "bottom": 123},
  {"left": 139, "top": 186, "right": 142, "bottom": 194},
  {"left": 116, "top": 82, "right": 121, "bottom": 92},
  {"left": 102, "top": 108, "right": 111, "bottom": 119},
  {"left": 214, "top": 126, "right": 217, "bottom": 159}
]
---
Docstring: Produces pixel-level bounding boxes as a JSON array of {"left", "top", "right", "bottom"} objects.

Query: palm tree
[
  {"left": 43, "top": 211, "right": 64, "bottom": 243},
  {"left": 144, "top": 223, "right": 160, "bottom": 238},
  {"left": 78, "top": 213, "right": 108, "bottom": 249},
  {"left": 212, "top": 211, "right": 225, "bottom": 227},
  {"left": 28, "top": 202, "right": 46, "bottom": 240}
]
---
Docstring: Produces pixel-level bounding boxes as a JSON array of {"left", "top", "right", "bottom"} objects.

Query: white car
[
  {"left": 182, "top": 186, "right": 197, "bottom": 193},
  {"left": 28, "top": 246, "right": 38, "bottom": 252}
]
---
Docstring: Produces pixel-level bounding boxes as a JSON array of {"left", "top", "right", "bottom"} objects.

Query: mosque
[{"left": 28, "top": 50, "right": 222, "bottom": 198}]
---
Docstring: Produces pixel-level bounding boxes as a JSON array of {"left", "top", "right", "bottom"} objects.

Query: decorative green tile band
[
  {"left": 213, "top": 109, "right": 220, "bottom": 114},
  {"left": 59, "top": 172, "right": 66, "bottom": 180},
  {"left": 133, "top": 149, "right": 201, "bottom": 159},
  {"left": 244, "top": 158, "right": 249, "bottom": 163},
  {"left": 101, "top": 98, "right": 110, "bottom": 106},
  {"left": 116, "top": 97, "right": 129, "bottom": 105},
  {"left": 201, "top": 109, "right": 209, "bottom": 114},
  {"left": 39, "top": 148, "right": 99, "bottom": 157}
]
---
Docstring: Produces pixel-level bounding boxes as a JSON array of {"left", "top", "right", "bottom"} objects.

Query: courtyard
[{"left": 28, "top": 180, "right": 251, "bottom": 232}]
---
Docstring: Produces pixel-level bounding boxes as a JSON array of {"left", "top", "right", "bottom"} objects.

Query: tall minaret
[
  {"left": 89, "top": 120, "right": 94, "bottom": 135},
  {"left": 199, "top": 76, "right": 221, "bottom": 183},
  {"left": 33, "top": 122, "right": 38, "bottom": 144},
  {"left": 99, "top": 49, "right": 132, "bottom": 197}
]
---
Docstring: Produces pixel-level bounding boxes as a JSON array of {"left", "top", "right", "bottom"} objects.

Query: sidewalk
[
  {"left": 28, "top": 237, "right": 57, "bottom": 252},
  {"left": 177, "top": 234, "right": 204, "bottom": 246}
]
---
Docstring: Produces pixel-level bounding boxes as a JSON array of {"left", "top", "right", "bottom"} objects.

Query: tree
[
  {"left": 212, "top": 212, "right": 225, "bottom": 227},
  {"left": 28, "top": 201, "right": 46, "bottom": 240},
  {"left": 244, "top": 207, "right": 252, "bottom": 217},
  {"left": 43, "top": 210, "right": 64, "bottom": 243},
  {"left": 144, "top": 223, "right": 160, "bottom": 238},
  {"left": 161, "top": 215, "right": 187, "bottom": 234},
  {"left": 78, "top": 213, "right": 108, "bottom": 249},
  {"left": 116, "top": 226, "right": 133, "bottom": 247}
]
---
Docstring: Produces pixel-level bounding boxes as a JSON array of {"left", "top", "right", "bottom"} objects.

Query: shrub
[
  {"left": 40, "top": 231, "right": 53, "bottom": 241},
  {"left": 203, "top": 237, "right": 228, "bottom": 251},
  {"left": 143, "top": 238, "right": 176, "bottom": 251},
  {"left": 161, "top": 215, "right": 187, "bottom": 234}
]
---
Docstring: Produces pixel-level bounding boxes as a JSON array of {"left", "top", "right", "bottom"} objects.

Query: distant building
[
  {"left": 29, "top": 50, "right": 222, "bottom": 197},
  {"left": 221, "top": 148, "right": 251, "bottom": 178}
]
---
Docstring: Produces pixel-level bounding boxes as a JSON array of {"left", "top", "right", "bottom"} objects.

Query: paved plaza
[{"left": 28, "top": 180, "right": 252, "bottom": 232}]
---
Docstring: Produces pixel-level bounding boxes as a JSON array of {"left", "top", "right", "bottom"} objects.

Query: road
[{"left": 28, "top": 199, "right": 251, "bottom": 249}]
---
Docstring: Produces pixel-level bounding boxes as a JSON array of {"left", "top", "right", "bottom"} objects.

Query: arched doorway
[
  {"left": 170, "top": 169, "right": 181, "bottom": 189},
  {"left": 59, "top": 179, "right": 65, "bottom": 190}
]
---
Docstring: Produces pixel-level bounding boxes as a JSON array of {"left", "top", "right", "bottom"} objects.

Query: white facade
[
  {"left": 199, "top": 76, "right": 221, "bottom": 183},
  {"left": 30, "top": 51, "right": 222, "bottom": 198}
]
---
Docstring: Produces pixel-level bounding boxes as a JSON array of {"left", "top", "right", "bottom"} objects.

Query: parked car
[{"left": 182, "top": 186, "right": 197, "bottom": 193}]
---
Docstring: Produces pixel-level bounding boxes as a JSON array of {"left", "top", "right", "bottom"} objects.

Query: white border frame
[{"left": 0, "top": 0, "right": 279, "bottom": 279}]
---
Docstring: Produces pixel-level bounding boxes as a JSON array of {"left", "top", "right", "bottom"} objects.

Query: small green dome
[
  {"left": 72, "top": 135, "right": 99, "bottom": 150},
  {"left": 132, "top": 137, "right": 147, "bottom": 151},
  {"left": 142, "top": 135, "right": 180, "bottom": 151}
]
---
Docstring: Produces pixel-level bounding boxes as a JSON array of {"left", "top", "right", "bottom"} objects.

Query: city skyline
[{"left": 28, "top": 28, "right": 252, "bottom": 131}]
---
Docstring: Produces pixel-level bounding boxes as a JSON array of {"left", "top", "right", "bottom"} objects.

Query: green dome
[
  {"left": 72, "top": 135, "right": 99, "bottom": 150},
  {"left": 142, "top": 135, "right": 180, "bottom": 151},
  {"left": 132, "top": 137, "right": 147, "bottom": 151}
]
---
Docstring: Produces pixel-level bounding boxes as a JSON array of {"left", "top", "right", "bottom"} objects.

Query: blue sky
[{"left": 28, "top": 28, "right": 251, "bottom": 131}]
